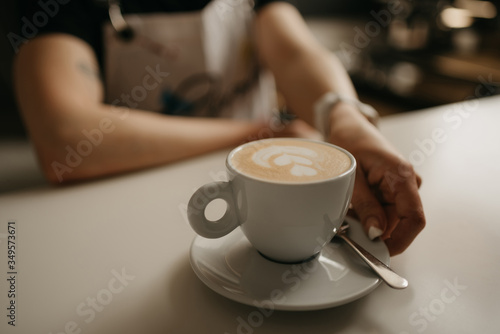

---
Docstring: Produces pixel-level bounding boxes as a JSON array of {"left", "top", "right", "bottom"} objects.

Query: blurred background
[
  {"left": 1, "top": 0, "right": 499, "bottom": 136},
  {"left": 299, "top": 0, "right": 500, "bottom": 115}
]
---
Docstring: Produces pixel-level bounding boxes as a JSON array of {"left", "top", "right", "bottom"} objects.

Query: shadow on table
[
  {"left": 162, "top": 256, "right": 394, "bottom": 334},
  {"left": 72, "top": 251, "right": 414, "bottom": 334}
]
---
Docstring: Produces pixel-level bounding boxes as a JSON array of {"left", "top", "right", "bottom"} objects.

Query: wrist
[{"left": 313, "top": 92, "right": 379, "bottom": 140}]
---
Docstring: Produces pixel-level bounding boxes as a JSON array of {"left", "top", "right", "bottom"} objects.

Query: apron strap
[{"left": 107, "top": 0, "right": 135, "bottom": 41}]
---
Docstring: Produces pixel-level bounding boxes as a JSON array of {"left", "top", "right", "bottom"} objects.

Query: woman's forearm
[
  {"left": 36, "top": 105, "right": 266, "bottom": 183},
  {"left": 14, "top": 34, "right": 266, "bottom": 183},
  {"left": 255, "top": 2, "right": 359, "bottom": 126}
]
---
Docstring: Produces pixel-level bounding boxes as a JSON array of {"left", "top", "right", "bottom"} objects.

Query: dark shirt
[{"left": 17, "top": 0, "right": 287, "bottom": 66}]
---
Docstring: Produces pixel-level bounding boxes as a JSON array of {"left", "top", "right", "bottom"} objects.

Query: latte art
[
  {"left": 230, "top": 139, "right": 351, "bottom": 183},
  {"left": 253, "top": 146, "right": 319, "bottom": 177}
]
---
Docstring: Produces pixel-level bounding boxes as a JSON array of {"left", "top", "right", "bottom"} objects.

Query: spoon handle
[{"left": 338, "top": 233, "right": 409, "bottom": 289}]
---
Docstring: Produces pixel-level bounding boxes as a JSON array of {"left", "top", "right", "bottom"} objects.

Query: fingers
[
  {"left": 383, "top": 167, "right": 426, "bottom": 255},
  {"left": 416, "top": 173, "right": 422, "bottom": 188},
  {"left": 384, "top": 219, "right": 424, "bottom": 256},
  {"left": 379, "top": 204, "right": 399, "bottom": 240},
  {"left": 351, "top": 166, "right": 388, "bottom": 241},
  {"left": 353, "top": 158, "right": 425, "bottom": 255}
]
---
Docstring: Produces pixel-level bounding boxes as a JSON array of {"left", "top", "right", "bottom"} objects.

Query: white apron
[{"left": 102, "top": 0, "right": 277, "bottom": 121}]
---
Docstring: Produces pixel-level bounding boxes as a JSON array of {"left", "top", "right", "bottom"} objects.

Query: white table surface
[{"left": 1, "top": 96, "right": 499, "bottom": 334}]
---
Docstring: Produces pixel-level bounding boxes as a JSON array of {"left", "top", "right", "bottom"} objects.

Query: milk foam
[
  {"left": 230, "top": 139, "right": 352, "bottom": 183},
  {"left": 252, "top": 146, "right": 319, "bottom": 177}
]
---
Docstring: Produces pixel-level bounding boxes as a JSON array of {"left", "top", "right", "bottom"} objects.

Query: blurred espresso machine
[{"left": 337, "top": 0, "right": 500, "bottom": 109}]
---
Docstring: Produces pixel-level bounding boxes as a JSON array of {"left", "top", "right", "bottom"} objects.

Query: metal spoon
[{"left": 334, "top": 222, "right": 409, "bottom": 289}]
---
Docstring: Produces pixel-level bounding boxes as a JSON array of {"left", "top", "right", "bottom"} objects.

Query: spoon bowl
[{"left": 333, "top": 221, "right": 409, "bottom": 289}]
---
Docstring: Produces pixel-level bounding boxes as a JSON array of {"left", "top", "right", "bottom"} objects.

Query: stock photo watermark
[
  {"left": 400, "top": 277, "right": 467, "bottom": 334},
  {"left": 50, "top": 64, "right": 169, "bottom": 182},
  {"left": 109, "top": 64, "right": 170, "bottom": 109},
  {"left": 177, "top": 113, "right": 288, "bottom": 226},
  {"left": 214, "top": 0, "right": 252, "bottom": 22},
  {"left": 7, "top": 0, "right": 71, "bottom": 53},
  {"left": 223, "top": 224, "right": 348, "bottom": 334},
  {"left": 385, "top": 73, "right": 499, "bottom": 192},
  {"left": 46, "top": 267, "right": 135, "bottom": 334},
  {"left": 222, "top": 262, "right": 316, "bottom": 334},
  {"left": 339, "top": 0, "right": 407, "bottom": 64},
  {"left": 4, "top": 221, "right": 18, "bottom": 327}
]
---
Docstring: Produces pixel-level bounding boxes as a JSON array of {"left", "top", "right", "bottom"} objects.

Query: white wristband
[{"left": 313, "top": 92, "right": 379, "bottom": 139}]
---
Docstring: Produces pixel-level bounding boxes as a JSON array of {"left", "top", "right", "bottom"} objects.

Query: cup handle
[{"left": 187, "top": 181, "right": 239, "bottom": 238}]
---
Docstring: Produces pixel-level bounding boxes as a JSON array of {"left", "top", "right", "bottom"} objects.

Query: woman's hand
[
  {"left": 329, "top": 106, "right": 426, "bottom": 256},
  {"left": 255, "top": 2, "right": 425, "bottom": 255}
]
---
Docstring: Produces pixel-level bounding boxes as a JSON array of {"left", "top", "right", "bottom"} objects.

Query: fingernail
[{"left": 367, "top": 217, "right": 383, "bottom": 240}]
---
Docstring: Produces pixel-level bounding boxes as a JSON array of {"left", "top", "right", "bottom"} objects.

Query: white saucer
[{"left": 189, "top": 217, "right": 390, "bottom": 311}]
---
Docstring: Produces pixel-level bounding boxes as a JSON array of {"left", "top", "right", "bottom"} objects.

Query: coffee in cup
[
  {"left": 188, "top": 138, "right": 356, "bottom": 263},
  {"left": 229, "top": 138, "right": 351, "bottom": 183}
]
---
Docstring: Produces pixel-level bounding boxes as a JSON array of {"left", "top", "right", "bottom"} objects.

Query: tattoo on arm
[
  {"left": 77, "top": 61, "right": 101, "bottom": 81},
  {"left": 76, "top": 60, "right": 105, "bottom": 101}
]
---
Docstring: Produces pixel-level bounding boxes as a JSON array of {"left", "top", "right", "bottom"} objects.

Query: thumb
[{"left": 351, "top": 167, "right": 387, "bottom": 240}]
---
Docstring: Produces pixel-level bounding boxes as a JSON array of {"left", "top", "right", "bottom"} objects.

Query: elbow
[
  {"left": 34, "top": 128, "right": 95, "bottom": 184},
  {"left": 36, "top": 142, "right": 78, "bottom": 185},
  {"left": 38, "top": 153, "right": 75, "bottom": 185},
  {"left": 38, "top": 149, "right": 101, "bottom": 185}
]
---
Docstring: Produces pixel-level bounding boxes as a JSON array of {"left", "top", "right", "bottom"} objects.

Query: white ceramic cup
[{"left": 188, "top": 138, "right": 356, "bottom": 263}]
